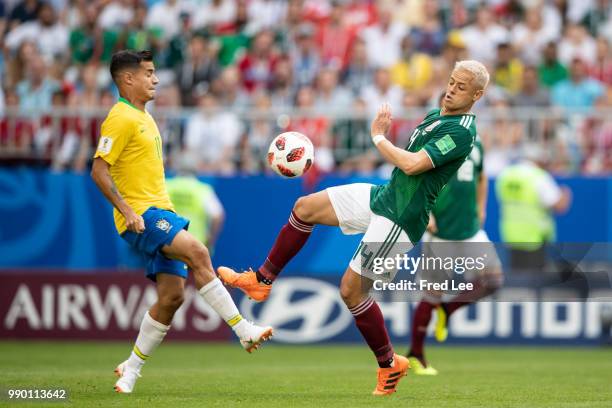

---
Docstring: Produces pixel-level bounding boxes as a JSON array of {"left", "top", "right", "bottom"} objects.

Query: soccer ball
[{"left": 267, "top": 132, "right": 314, "bottom": 177}]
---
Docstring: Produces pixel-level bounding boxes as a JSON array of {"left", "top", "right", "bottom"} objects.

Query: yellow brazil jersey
[{"left": 94, "top": 97, "right": 174, "bottom": 234}]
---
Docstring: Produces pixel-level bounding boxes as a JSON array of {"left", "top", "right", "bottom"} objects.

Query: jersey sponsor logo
[
  {"left": 423, "top": 120, "right": 441, "bottom": 133},
  {"left": 97, "top": 137, "right": 113, "bottom": 154},
  {"left": 435, "top": 134, "right": 456, "bottom": 155},
  {"left": 155, "top": 219, "right": 172, "bottom": 233},
  {"left": 240, "top": 278, "right": 353, "bottom": 343}
]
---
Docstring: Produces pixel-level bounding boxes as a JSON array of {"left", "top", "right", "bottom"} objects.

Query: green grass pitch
[{"left": 1, "top": 341, "right": 611, "bottom": 407}]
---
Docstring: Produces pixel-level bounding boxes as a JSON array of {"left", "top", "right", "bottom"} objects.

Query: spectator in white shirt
[
  {"left": 360, "top": 67, "right": 403, "bottom": 119},
  {"left": 193, "top": 0, "right": 236, "bottom": 31},
  {"left": 360, "top": 5, "right": 407, "bottom": 68},
  {"left": 16, "top": 55, "right": 60, "bottom": 111},
  {"left": 5, "top": 3, "right": 68, "bottom": 63},
  {"left": 212, "top": 66, "right": 250, "bottom": 110},
  {"left": 184, "top": 92, "right": 244, "bottom": 174},
  {"left": 460, "top": 5, "right": 509, "bottom": 65},
  {"left": 247, "top": 0, "right": 287, "bottom": 33},
  {"left": 146, "top": 0, "right": 187, "bottom": 41},
  {"left": 512, "top": 6, "right": 559, "bottom": 65},
  {"left": 97, "top": 0, "right": 133, "bottom": 30},
  {"left": 314, "top": 67, "right": 353, "bottom": 114},
  {"left": 558, "top": 23, "right": 597, "bottom": 65}
]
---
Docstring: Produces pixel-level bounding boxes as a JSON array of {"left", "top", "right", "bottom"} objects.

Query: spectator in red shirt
[
  {"left": 589, "top": 36, "right": 612, "bottom": 86},
  {"left": 287, "top": 85, "right": 333, "bottom": 172},
  {"left": 315, "top": 0, "right": 356, "bottom": 70},
  {"left": 0, "top": 90, "right": 34, "bottom": 158},
  {"left": 343, "top": 0, "right": 376, "bottom": 32},
  {"left": 49, "top": 90, "right": 84, "bottom": 171},
  {"left": 238, "top": 29, "right": 280, "bottom": 93}
]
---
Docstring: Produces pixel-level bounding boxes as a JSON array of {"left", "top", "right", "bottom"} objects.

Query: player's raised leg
[
  {"left": 340, "top": 268, "right": 410, "bottom": 396},
  {"left": 218, "top": 189, "right": 338, "bottom": 301},
  {"left": 163, "top": 230, "right": 273, "bottom": 352}
]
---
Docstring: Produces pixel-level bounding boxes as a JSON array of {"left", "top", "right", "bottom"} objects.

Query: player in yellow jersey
[{"left": 91, "top": 50, "right": 273, "bottom": 394}]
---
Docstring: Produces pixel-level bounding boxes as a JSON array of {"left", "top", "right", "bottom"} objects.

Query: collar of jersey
[
  {"left": 439, "top": 108, "right": 475, "bottom": 117},
  {"left": 119, "top": 97, "right": 145, "bottom": 112}
]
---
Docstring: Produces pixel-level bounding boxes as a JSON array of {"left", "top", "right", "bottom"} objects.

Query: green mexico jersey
[
  {"left": 432, "top": 135, "right": 484, "bottom": 240},
  {"left": 370, "top": 108, "right": 476, "bottom": 243}
]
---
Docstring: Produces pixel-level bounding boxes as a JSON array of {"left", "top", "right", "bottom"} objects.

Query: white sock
[
  {"left": 199, "top": 278, "right": 249, "bottom": 337},
  {"left": 126, "top": 311, "right": 170, "bottom": 371}
]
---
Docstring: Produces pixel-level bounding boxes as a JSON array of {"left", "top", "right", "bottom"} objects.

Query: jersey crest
[{"left": 156, "top": 218, "right": 172, "bottom": 232}]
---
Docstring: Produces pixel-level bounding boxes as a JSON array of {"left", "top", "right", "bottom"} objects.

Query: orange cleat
[
  {"left": 372, "top": 354, "right": 410, "bottom": 396},
  {"left": 217, "top": 267, "right": 272, "bottom": 302}
]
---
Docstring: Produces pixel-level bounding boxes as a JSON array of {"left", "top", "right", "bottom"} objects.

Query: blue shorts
[{"left": 121, "top": 207, "right": 190, "bottom": 282}]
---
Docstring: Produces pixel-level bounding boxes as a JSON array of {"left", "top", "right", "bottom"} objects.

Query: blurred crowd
[{"left": 1, "top": 0, "right": 611, "bottom": 175}]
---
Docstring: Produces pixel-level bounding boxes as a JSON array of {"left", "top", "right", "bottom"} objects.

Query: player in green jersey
[
  {"left": 219, "top": 60, "right": 490, "bottom": 395},
  {"left": 406, "top": 128, "right": 503, "bottom": 375}
]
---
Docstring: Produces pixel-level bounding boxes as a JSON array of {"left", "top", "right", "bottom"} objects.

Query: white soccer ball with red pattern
[{"left": 267, "top": 132, "right": 314, "bottom": 178}]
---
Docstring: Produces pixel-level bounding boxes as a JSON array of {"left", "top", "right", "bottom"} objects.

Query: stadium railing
[{"left": 0, "top": 106, "right": 609, "bottom": 174}]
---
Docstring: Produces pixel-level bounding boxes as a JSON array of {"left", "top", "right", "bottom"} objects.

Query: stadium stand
[{"left": 0, "top": 0, "right": 611, "bottom": 174}]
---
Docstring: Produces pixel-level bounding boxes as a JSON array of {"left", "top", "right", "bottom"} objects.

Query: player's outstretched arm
[
  {"left": 91, "top": 157, "right": 145, "bottom": 233},
  {"left": 370, "top": 103, "right": 434, "bottom": 175}
]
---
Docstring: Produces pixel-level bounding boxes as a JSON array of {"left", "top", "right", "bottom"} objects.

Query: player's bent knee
[
  {"left": 187, "top": 242, "right": 210, "bottom": 267},
  {"left": 191, "top": 263, "right": 215, "bottom": 283},
  {"left": 159, "top": 291, "right": 185, "bottom": 311},
  {"left": 293, "top": 195, "right": 314, "bottom": 222}
]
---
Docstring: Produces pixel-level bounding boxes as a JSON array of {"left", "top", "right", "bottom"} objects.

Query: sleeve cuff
[
  {"left": 422, "top": 147, "right": 436, "bottom": 168},
  {"left": 93, "top": 154, "right": 115, "bottom": 166}
]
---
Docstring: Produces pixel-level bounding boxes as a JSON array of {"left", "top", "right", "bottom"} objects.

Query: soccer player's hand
[
  {"left": 124, "top": 210, "right": 145, "bottom": 233},
  {"left": 371, "top": 103, "right": 393, "bottom": 138}
]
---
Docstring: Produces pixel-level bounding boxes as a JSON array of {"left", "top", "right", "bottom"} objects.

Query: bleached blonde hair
[{"left": 454, "top": 60, "right": 490, "bottom": 90}]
